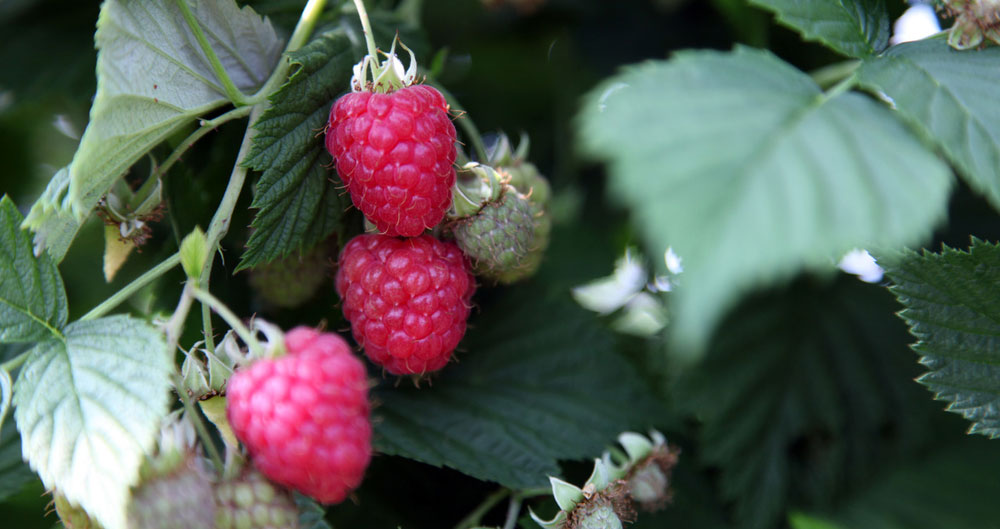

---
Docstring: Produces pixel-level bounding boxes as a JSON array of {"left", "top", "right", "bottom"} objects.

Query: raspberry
[
  {"left": 226, "top": 327, "right": 372, "bottom": 504},
  {"left": 126, "top": 458, "right": 215, "bottom": 529},
  {"left": 214, "top": 467, "right": 300, "bottom": 529},
  {"left": 325, "top": 85, "right": 457, "bottom": 237},
  {"left": 453, "top": 185, "right": 550, "bottom": 284},
  {"left": 335, "top": 233, "right": 475, "bottom": 375}
]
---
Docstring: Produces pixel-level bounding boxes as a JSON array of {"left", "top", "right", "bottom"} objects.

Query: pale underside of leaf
[
  {"left": 60, "top": 0, "right": 282, "bottom": 231},
  {"left": 13, "top": 316, "right": 172, "bottom": 529},
  {"left": 579, "top": 47, "right": 952, "bottom": 359},
  {"left": 0, "top": 196, "right": 67, "bottom": 342},
  {"left": 858, "top": 38, "right": 1000, "bottom": 215},
  {"left": 884, "top": 241, "right": 1000, "bottom": 438},
  {"left": 749, "top": 0, "right": 890, "bottom": 58},
  {"left": 373, "top": 293, "right": 659, "bottom": 489}
]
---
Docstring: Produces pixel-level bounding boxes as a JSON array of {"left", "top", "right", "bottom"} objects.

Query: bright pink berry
[
  {"left": 325, "top": 85, "right": 457, "bottom": 237},
  {"left": 335, "top": 233, "right": 476, "bottom": 375},
  {"left": 226, "top": 327, "right": 372, "bottom": 504}
]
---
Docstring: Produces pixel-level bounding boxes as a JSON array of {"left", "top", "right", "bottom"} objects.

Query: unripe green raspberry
[
  {"left": 248, "top": 244, "right": 331, "bottom": 308},
  {"left": 215, "top": 468, "right": 300, "bottom": 529},
  {"left": 126, "top": 457, "right": 216, "bottom": 529},
  {"left": 454, "top": 185, "right": 549, "bottom": 284},
  {"left": 577, "top": 504, "right": 623, "bottom": 529}
]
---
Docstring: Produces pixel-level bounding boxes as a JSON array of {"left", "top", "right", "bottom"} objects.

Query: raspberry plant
[{"left": 4, "top": 1, "right": 1000, "bottom": 529}]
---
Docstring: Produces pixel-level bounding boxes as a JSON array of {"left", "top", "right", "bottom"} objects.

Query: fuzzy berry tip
[
  {"left": 326, "top": 85, "right": 457, "bottom": 237},
  {"left": 335, "top": 233, "right": 476, "bottom": 375},
  {"left": 226, "top": 326, "right": 372, "bottom": 504}
]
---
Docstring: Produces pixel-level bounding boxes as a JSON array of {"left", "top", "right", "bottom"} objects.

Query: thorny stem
[
  {"left": 176, "top": 0, "right": 250, "bottom": 106},
  {"left": 81, "top": 253, "right": 181, "bottom": 321},
  {"left": 352, "top": 0, "right": 380, "bottom": 66}
]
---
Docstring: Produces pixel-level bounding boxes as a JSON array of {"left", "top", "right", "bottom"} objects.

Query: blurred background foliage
[{"left": 3, "top": 0, "right": 1000, "bottom": 528}]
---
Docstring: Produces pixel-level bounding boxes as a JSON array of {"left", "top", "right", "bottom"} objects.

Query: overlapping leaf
[
  {"left": 0, "top": 196, "right": 67, "bottom": 342},
  {"left": 882, "top": 240, "right": 1000, "bottom": 438},
  {"left": 14, "top": 316, "right": 173, "bottom": 529},
  {"left": 238, "top": 30, "right": 355, "bottom": 271},
  {"left": 578, "top": 47, "right": 952, "bottom": 359},
  {"left": 858, "top": 39, "right": 1000, "bottom": 214},
  {"left": 749, "top": 0, "right": 890, "bottom": 58},
  {"left": 373, "top": 291, "right": 660, "bottom": 489},
  {"left": 25, "top": 0, "right": 282, "bottom": 257},
  {"left": 674, "top": 277, "right": 933, "bottom": 529}
]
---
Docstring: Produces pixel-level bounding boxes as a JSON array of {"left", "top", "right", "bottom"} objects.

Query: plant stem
[
  {"left": 191, "top": 287, "right": 265, "bottom": 358},
  {"left": 137, "top": 106, "right": 254, "bottom": 201},
  {"left": 196, "top": 104, "right": 265, "bottom": 352},
  {"left": 0, "top": 351, "right": 29, "bottom": 373},
  {"left": 424, "top": 77, "right": 489, "bottom": 162},
  {"left": 352, "top": 0, "right": 380, "bottom": 63},
  {"left": 250, "top": 0, "right": 330, "bottom": 102},
  {"left": 175, "top": 0, "right": 250, "bottom": 106},
  {"left": 81, "top": 253, "right": 181, "bottom": 321},
  {"left": 502, "top": 495, "right": 522, "bottom": 529},
  {"left": 820, "top": 72, "right": 858, "bottom": 103},
  {"left": 810, "top": 60, "right": 861, "bottom": 90},
  {"left": 173, "top": 371, "right": 225, "bottom": 473},
  {"left": 453, "top": 488, "right": 511, "bottom": 529}
]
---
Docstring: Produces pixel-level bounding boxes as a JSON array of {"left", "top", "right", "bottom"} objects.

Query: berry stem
[
  {"left": 175, "top": 0, "right": 250, "bottom": 106},
  {"left": 352, "top": 0, "right": 381, "bottom": 68},
  {"left": 80, "top": 252, "right": 182, "bottom": 321},
  {"left": 452, "top": 488, "right": 511, "bottom": 529},
  {"left": 191, "top": 287, "right": 266, "bottom": 359},
  {"left": 502, "top": 495, "right": 522, "bottom": 529},
  {"left": 172, "top": 371, "right": 226, "bottom": 473}
]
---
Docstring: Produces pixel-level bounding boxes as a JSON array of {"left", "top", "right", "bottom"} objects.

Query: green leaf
[
  {"left": 373, "top": 291, "right": 660, "bottom": 489},
  {"left": 801, "top": 438, "right": 1000, "bottom": 529},
  {"left": 0, "top": 196, "right": 67, "bottom": 343},
  {"left": 295, "top": 493, "right": 332, "bottom": 529},
  {"left": 674, "top": 276, "right": 934, "bottom": 529},
  {"left": 749, "top": 0, "right": 890, "bottom": 58},
  {"left": 881, "top": 240, "right": 1000, "bottom": 438},
  {"left": 238, "top": 30, "right": 354, "bottom": 271},
  {"left": 42, "top": 0, "right": 282, "bottom": 247},
  {"left": 13, "top": 315, "right": 173, "bottom": 529},
  {"left": 578, "top": 47, "right": 952, "bottom": 359},
  {"left": 20, "top": 167, "right": 80, "bottom": 263},
  {"left": 0, "top": 418, "right": 36, "bottom": 502},
  {"left": 857, "top": 39, "right": 1000, "bottom": 214}
]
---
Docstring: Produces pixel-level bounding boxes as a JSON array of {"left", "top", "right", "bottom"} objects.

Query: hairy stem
[
  {"left": 81, "top": 253, "right": 181, "bottom": 321},
  {"left": 453, "top": 488, "right": 511, "bottom": 529},
  {"left": 173, "top": 371, "right": 225, "bottom": 473},
  {"left": 176, "top": 0, "right": 250, "bottom": 106}
]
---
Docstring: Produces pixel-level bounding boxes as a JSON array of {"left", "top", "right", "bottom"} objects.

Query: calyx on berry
[{"left": 351, "top": 36, "right": 419, "bottom": 93}]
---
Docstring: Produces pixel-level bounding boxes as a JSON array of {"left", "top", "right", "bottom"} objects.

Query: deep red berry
[
  {"left": 326, "top": 85, "right": 457, "bottom": 237},
  {"left": 335, "top": 233, "right": 475, "bottom": 375},
  {"left": 226, "top": 327, "right": 371, "bottom": 504}
]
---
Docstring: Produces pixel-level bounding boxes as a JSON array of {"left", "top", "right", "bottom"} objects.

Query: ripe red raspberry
[
  {"left": 325, "top": 85, "right": 457, "bottom": 237},
  {"left": 226, "top": 327, "right": 371, "bottom": 504},
  {"left": 335, "top": 233, "right": 475, "bottom": 375}
]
